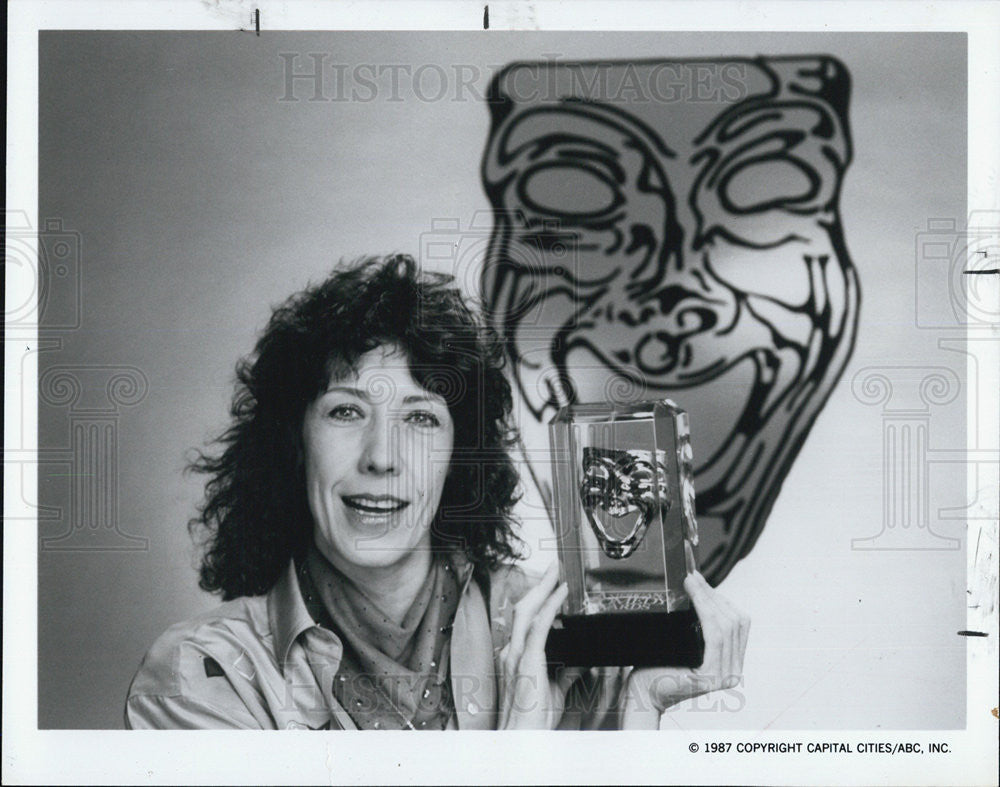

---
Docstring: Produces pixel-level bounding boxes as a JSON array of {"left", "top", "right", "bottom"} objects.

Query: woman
[{"left": 125, "top": 254, "right": 749, "bottom": 730}]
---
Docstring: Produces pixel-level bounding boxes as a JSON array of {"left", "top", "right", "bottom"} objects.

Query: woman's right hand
[
  {"left": 622, "top": 571, "right": 750, "bottom": 728},
  {"left": 497, "top": 562, "right": 580, "bottom": 729}
]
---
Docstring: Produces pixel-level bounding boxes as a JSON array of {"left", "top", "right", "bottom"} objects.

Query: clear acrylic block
[{"left": 546, "top": 399, "right": 703, "bottom": 666}]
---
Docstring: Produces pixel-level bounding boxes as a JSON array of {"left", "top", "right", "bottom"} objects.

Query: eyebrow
[{"left": 322, "top": 386, "right": 444, "bottom": 406}]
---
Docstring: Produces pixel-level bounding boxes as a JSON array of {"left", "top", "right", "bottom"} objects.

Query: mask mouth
[
  {"left": 578, "top": 448, "right": 670, "bottom": 559},
  {"left": 580, "top": 507, "right": 654, "bottom": 560},
  {"left": 556, "top": 304, "right": 737, "bottom": 394}
]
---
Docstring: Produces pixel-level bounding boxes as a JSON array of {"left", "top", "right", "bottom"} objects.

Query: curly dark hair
[{"left": 190, "top": 254, "right": 525, "bottom": 599}]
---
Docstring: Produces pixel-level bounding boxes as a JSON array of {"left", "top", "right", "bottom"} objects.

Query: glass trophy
[{"left": 545, "top": 399, "right": 704, "bottom": 667}]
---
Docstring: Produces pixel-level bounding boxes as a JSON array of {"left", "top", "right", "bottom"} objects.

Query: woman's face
[{"left": 302, "top": 344, "right": 455, "bottom": 571}]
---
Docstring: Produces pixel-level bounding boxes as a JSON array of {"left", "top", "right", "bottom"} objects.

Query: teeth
[{"left": 343, "top": 496, "right": 407, "bottom": 514}]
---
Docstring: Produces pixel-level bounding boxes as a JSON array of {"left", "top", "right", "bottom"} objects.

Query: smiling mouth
[{"left": 341, "top": 494, "right": 410, "bottom": 515}]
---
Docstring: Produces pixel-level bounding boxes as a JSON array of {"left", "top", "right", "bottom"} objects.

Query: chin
[
  {"left": 320, "top": 530, "right": 425, "bottom": 570},
  {"left": 347, "top": 547, "right": 416, "bottom": 569}
]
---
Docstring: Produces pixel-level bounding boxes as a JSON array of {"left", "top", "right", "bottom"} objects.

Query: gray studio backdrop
[{"left": 36, "top": 31, "right": 967, "bottom": 729}]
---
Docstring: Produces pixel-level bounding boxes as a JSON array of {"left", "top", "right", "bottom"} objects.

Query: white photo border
[{"left": 5, "top": 1, "right": 998, "bottom": 785}]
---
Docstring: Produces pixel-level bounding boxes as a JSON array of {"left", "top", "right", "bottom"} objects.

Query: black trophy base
[{"left": 545, "top": 608, "right": 705, "bottom": 668}]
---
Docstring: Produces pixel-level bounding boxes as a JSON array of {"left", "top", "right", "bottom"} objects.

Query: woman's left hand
[
  {"left": 622, "top": 571, "right": 750, "bottom": 729},
  {"left": 497, "top": 562, "right": 582, "bottom": 729}
]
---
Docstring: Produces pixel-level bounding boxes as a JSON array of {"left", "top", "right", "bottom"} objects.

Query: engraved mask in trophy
[
  {"left": 579, "top": 446, "right": 669, "bottom": 559},
  {"left": 482, "top": 57, "right": 860, "bottom": 584}
]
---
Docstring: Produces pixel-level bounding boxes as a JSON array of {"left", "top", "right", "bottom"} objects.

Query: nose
[
  {"left": 653, "top": 285, "right": 719, "bottom": 335},
  {"left": 358, "top": 418, "right": 400, "bottom": 476}
]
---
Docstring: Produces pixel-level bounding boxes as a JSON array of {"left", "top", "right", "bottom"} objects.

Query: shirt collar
[
  {"left": 448, "top": 551, "right": 477, "bottom": 596},
  {"left": 267, "top": 554, "right": 478, "bottom": 671},
  {"left": 268, "top": 559, "right": 319, "bottom": 669}
]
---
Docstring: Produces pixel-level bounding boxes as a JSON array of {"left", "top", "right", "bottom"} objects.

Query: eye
[
  {"left": 405, "top": 410, "right": 442, "bottom": 428},
  {"left": 719, "top": 158, "right": 819, "bottom": 214},
  {"left": 519, "top": 163, "right": 624, "bottom": 218},
  {"left": 326, "top": 403, "right": 364, "bottom": 422}
]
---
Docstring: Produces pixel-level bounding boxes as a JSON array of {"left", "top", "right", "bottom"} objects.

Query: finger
[
  {"left": 624, "top": 668, "right": 676, "bottom": 727},
  {"left": 506, "top": 563, "right": 560, "bottom": 671},
  {"left": 504, "top": 580, "right": 565, "bottom": 731},
  {"left": 498, "top": 643, "right": 512, "bottom": 679},
  {"left": 555, "top": 665, "right": 586, "bottom": 698},
  {"left": 523, "top": 561, "right": 560, "bottom": 605},
  {"left": 693, "top": 616, "right": 724, "bottom": 694},
  {"left": 497, "top": 643, "right": 513, "bottom": 728},
  {"left": 685, "top": 571, "right": 724, "bottom": 647},
  {"left": 734, "top": 611, "right": 751, "bottom": 683},
  {"left": 721, "top": 612, "right": 735, "bottom": 690},
  {"left": 710, "top": 619, "right": 727, "bottom": 694},
  {"left": 651, "top": 667, "right": 696, "bottom": 712},
  {"left": 709, "top": 587, "right": 741, "bottom": 628},
  {"left": 724, "top": 605, "right": 743, "bottom": 689},
  {"left": 710, "top": 589, "right": 749, "bottom": 687},
  {"left": 509, "top": 564, "right": 559, "bottom": 643},
  {"left": 688, "top": 574, "right": 738, "bottom": 632},
  {"left": 683, "top": 571, "right": 719, "bottom": 619},
  {"left": 686, "top": 574, "right": 728, "bottom": 693},
  {"left": 524, "top": 582, "right": 568, "bottom": 657},
  {"left": 719, "top": 590, "right": 750, "bottom": 670},
  {"left": 707, "top": 590, "right": 740, "bottom": 688},
  {"left": 498, "top": 682, "right": 510, "bottom": 729}
]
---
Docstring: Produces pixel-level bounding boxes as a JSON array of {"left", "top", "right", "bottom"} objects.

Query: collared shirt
[{"left": 125, "top": 559, "right": 627, "bottom": 730}]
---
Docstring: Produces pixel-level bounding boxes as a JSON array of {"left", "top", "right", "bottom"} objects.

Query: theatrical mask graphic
[
  {"left": 579, "top": 447, "right": 670, "bottom": 559},
  {"left": 481, "top": 57, "right": 860, "bottom": 583}
]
